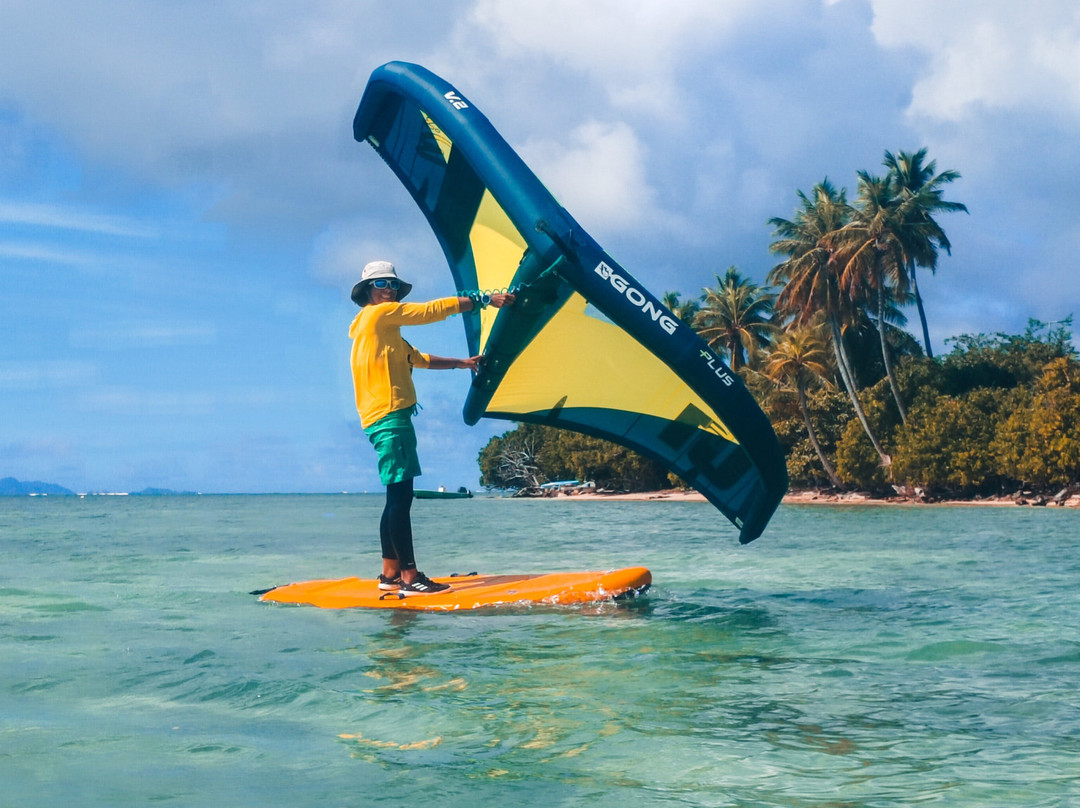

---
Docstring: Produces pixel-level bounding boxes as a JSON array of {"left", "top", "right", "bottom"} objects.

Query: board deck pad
[{"left": 258, "top": 567, "right": 651, "bottom": 611}]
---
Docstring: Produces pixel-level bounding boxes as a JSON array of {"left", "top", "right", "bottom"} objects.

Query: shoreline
[{"left": 535, "top": 488, "right": 1080, "bottom": 509}]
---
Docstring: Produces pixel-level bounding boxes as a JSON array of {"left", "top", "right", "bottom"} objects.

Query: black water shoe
[
  {"left": 398, "top": 572, "right": 451, "bottom": 595},
  {"left": 377, "top": 574, "right": 402, "bottom": 591}
]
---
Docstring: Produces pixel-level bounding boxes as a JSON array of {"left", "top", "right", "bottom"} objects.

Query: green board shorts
[{"left": 364, "top": 408, "right": 422, "bottom": 486}]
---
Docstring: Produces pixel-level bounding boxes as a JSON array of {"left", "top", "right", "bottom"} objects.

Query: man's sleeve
[{"left": 388, "top": 297, "right": 463, "bottom": 325}]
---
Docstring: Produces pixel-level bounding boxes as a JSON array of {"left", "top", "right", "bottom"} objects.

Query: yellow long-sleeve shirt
[{"left": 349, "top": 297, "right": 464, "bottom": 428}]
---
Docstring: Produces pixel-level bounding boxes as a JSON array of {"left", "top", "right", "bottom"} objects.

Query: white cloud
[
  {"left": 68, "top": 322, "right": 218, "bottom": 350},
  {"left": 469, "top": 0, "right": 755, "bottom": 81},
  {"left": 74, "top": 386, "right": 303, "bottom": 417},
  {"left": 78, "top": 388, "right": 218, "bottom": 417},
  {"left": 0, "top": 5, "right": 339, "bottom": 158},
  {"left": 0, "top": 2, "right": 465, "bottom": 235},
  {"left": 308, "top": 222, "right": 446, "bottom": 297},
  {"left": 0, "top": 360, "right": 97, "bottom": 390},
  {"left": 521, "top": 121, "right": 656, "bottom": 231},
  {"left": 466, "top": 0, "right": 763, "bottom": 118},
  {"left": 0, "top": 241, "right": 98, "bottom": 266},
  {"left": 869, "top": 0, "right": 1080, "bottom": 122},
  {"left": 0, "top": 201, "right": 158, "bottom": 237}
]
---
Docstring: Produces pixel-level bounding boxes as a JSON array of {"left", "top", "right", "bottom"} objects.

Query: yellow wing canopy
[{"left": 354, "top": 62, "right": 787, "bottom": 543}]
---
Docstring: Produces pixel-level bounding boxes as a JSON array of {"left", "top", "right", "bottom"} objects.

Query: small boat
[{"left": 414, "top": 486, "right": 474, "bottom": 500}]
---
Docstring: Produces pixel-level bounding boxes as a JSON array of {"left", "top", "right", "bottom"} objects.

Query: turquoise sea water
[{"left": 2, "top": 495, "right": 1078, "bottom": 807}]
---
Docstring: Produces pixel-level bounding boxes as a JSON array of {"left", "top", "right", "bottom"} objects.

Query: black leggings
[{"left": 380, "top": 479, "right": 416, "bottom": 570}]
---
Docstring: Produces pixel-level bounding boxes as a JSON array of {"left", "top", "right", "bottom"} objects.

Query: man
[{"left": 349, "top": 260, "right": 514, "bottom": 595}]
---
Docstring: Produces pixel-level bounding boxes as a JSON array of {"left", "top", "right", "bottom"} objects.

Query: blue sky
[{"left": 2, "top": 0, "right": 1078, "bottom": 493}]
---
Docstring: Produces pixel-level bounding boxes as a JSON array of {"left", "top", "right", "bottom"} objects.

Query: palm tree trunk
[
  {"left": 828, "top": 315, "right": 892, "bottom": 467},
  {"left": 878, "top": 286, "right": 909, "bottom": 424},
  {"left": 830, "top": 316, "right": 859, "bottom": 392},
  {"left": 910, "top": 262, "right": 934, "bottom": 359},
  {"left": 798, "top": 383, "right": 843, "bottom": 488}
]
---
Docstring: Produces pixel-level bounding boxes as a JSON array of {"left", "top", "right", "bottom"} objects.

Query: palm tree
[
  {"left": 825, "top": 171, "right": 912, "bottom": 424},
  {"left": 768, "top": 179, "right": 892, "bottom": 467},
  {"left": 882, "top": 148, "right": 968, "bottom": 359},
  {"left": 693, "top": 267, "right": 775, "bottom": 372},
  {"left": 764, "top": 322, "right": 844, "bottom": 488},
  {"left": 662, "top": 290, "right": 700, "bottom": 326},
  {"left": 841, "top": 295, "right": 918, "bottom": 388}
]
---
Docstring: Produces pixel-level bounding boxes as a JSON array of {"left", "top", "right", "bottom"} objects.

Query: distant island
[
  {"left": 0, "top": 476, "right": 75, "bottom": 496},
  {"left": 0, "top": 477, "right": 196, "bottom": 497}
]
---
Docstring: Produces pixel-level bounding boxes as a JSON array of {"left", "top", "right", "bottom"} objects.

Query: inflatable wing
[{"left": 353, "top": 62, "right": 787, "bottom": 543}]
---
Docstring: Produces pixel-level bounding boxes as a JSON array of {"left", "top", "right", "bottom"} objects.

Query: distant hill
[
  {"left": 0, "top": 478, "right": 201, "bottom": 496},
  {"left": 0, "top": 477, "right": 76, "bottom": 496}
]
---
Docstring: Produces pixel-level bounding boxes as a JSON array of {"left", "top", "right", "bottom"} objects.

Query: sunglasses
[{"left": 371, "top": 279, "right": 401, "bottom": 290}]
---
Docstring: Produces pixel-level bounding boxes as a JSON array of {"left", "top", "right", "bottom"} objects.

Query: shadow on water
[
  {"left": 766, "top": 586, "right": 912, "bottom": 612},
  {"left": 641, "top": 590, "right": 777, "bottom": 629}
]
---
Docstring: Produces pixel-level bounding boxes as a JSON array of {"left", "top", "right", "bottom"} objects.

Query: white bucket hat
[{"left": 351, "top": 260, "right": 413, "bottom": 305}]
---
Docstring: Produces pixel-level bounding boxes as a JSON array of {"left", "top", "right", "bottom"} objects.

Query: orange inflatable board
[{"left": 258, "top": 567, "right": 651, "bottom": 611}]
